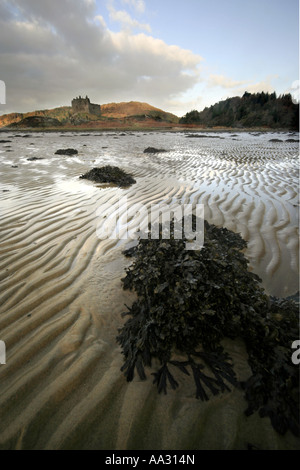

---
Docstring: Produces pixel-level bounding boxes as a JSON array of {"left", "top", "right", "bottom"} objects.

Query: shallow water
[{"left": 0, "top": 130, "right": 299, "bottom": 450}]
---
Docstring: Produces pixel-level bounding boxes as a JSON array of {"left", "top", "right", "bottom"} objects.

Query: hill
[
  {"left": 0, "top": 101, "right": 179, "bottom": 129},
  {"left": 7, "top": 116, "right": 63, "bottom": 128},
  {"left": 101, "top": 101, "right": 178, "bottom": 122},
  {"left": 180, "top": 92, "right": 299, "bottom": 130}
]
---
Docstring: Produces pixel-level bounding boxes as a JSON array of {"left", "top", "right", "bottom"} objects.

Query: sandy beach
[{"left": 0, "top": 130, "right": 299, "bottom": 450}]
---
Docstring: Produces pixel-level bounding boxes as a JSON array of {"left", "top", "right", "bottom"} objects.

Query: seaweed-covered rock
[
  {"left": 185, "top": 134, "right": 223, "bottom": 139},
  {"left": 55, "top": 148, "right": 78, "bottom": 155},
  {"left": 79, "top": 165, "right": 136, "bottom": 188},
  {"left": 117, "top": 218, "right": 299, "bottom": 436},
  {"left": 143, "top": 147, "right": 167, "bottom": 153}
]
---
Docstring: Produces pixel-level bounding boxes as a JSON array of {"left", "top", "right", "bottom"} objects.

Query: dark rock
[
  {"left": 269, "top": 138, "right": 283, "bottom": 142},
  {"left": 79, "top": 165, "right": 136, "bottom": 187},
  {"left": 55, "top": 148, "right": 78, "bottom": 155},
  {"left": 143, "top": 147, "right": 168, "bottom": 153},
  {"left": 185, "top": 134, "right": 224, "bottom": 139},
  {"left": 185, "top": 134, "right": 208, "bottom": 138},
  {"left": 285, "top": 138, "right": 299, "bottom": 143},
  {"left": 27, "top": 156, "right": 44, "bottom": 161},
  {"left": 0, "top": 140, "right": 12, "bottom": 143}
]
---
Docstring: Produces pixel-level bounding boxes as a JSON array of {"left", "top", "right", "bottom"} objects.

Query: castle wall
[
  {"left": 72, "top": 100, "right": 89, "bottom": 113},
  {"left": 89, "top": 103, "right": 101, "bottom": 116},
  {"left": 71, "top": 97, "right": 101, "bottom": 116}
]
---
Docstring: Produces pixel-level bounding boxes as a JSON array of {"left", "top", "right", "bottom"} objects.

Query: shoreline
[{"left": 0, "top": 125, "right": 298, "bottom": 133}]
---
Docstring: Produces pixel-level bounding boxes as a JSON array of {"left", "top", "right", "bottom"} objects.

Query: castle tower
[{"left": 71, "top": 96, "right": 101, "bottom": 116}]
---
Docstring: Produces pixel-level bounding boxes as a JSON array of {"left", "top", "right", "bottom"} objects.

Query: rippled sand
[{"left": 0, "top": 130, "right": 299, "bottom": 450}]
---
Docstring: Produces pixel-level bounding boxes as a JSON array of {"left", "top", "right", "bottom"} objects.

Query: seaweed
[
  {"left": 116, "top": 217, "right": 299, "bottom": 436},
  {"left": 143, "top": 147, "right": 168, "bottom": 153},
  {"left": 79, "top": 165, "right": 136, "bottom": 188},
  {"left": 55, "top": 148, "right": 78, "bottom": 155}
]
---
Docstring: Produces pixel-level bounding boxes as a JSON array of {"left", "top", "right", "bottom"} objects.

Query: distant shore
[{"left": 0, "top": 125, "right": 298, "bottom": 133}]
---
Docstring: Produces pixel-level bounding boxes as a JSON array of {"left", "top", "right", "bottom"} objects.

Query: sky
[{"left": 0, "top": 0, "right": 299, "bottom": 117}]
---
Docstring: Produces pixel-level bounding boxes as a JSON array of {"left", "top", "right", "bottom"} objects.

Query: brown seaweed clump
[
  {"left": 55, "top": 148, "right": 78, "bottom": 155},
  {"left": 80, "top": 166, "right": 136, "bottom": 188},
  {"left": 117, "top": 218, "right": 299, "bottom": 436},
  {"left": 143, "top": 147, "right": 168, "bottom": 154}
]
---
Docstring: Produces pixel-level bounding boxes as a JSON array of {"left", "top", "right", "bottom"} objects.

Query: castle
[{"left": 71, "top": 95, "right": 101, "bottom": 116}]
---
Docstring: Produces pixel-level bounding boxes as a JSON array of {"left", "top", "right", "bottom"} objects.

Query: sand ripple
[{"left": 0, "top": 131, "right": 299, "bottom": 449}]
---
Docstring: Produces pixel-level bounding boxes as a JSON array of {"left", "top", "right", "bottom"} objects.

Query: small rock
[
  {"left": 55, "top": 148, "right": 78, "bottom": 155},
  {"left": 143, "top": 147, "right": 168, "bottom": 154}
]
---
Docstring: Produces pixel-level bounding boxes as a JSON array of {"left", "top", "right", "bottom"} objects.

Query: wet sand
[{"left": 0, "top": 130, "right": 299, "bottom": 449}]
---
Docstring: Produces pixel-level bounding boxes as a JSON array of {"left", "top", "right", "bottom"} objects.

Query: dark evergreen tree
[{"left": 179, "top": 91, "right": 299, "bottom": 129}]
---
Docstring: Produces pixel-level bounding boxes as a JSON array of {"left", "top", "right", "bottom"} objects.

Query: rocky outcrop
[{"left": 7, "top": 116, "right": 62, "bottom": 128}]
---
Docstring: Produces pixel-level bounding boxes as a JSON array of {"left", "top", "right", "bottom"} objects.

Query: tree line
[{"left": 180, "top": 92, "right": 299, "bottom": 129}]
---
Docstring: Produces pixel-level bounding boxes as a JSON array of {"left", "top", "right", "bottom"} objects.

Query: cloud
[
  {"left": 121, "top": 0, "right": 145, "bottom": 14},
  {"left": 0, "top": 0, "right": 202, "bottom": 115},
  {"left": 107, "top": 5, "right": 151, "bottom": 33},
  {"left": 207, "top": 74, "right": 248, "bottom": 89},
  {"left": 94, "top": 14, "right": 107, "bottom": 28},
  {"left": 240, "top": 78, "right": 276, "bottom": 94},
  {"left": 164, "top": 95, "right": 204, "bottom": 117},
  {"left": 107, "top": 0, "right": 150, "bottom": 33},
  {"left": 206, "top": 73, "right": 276, "bottom": 98}
]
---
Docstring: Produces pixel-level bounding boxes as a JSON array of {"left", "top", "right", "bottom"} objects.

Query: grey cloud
[{"left": 0, "top": 0, "right": 202, "bottom": 115}]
